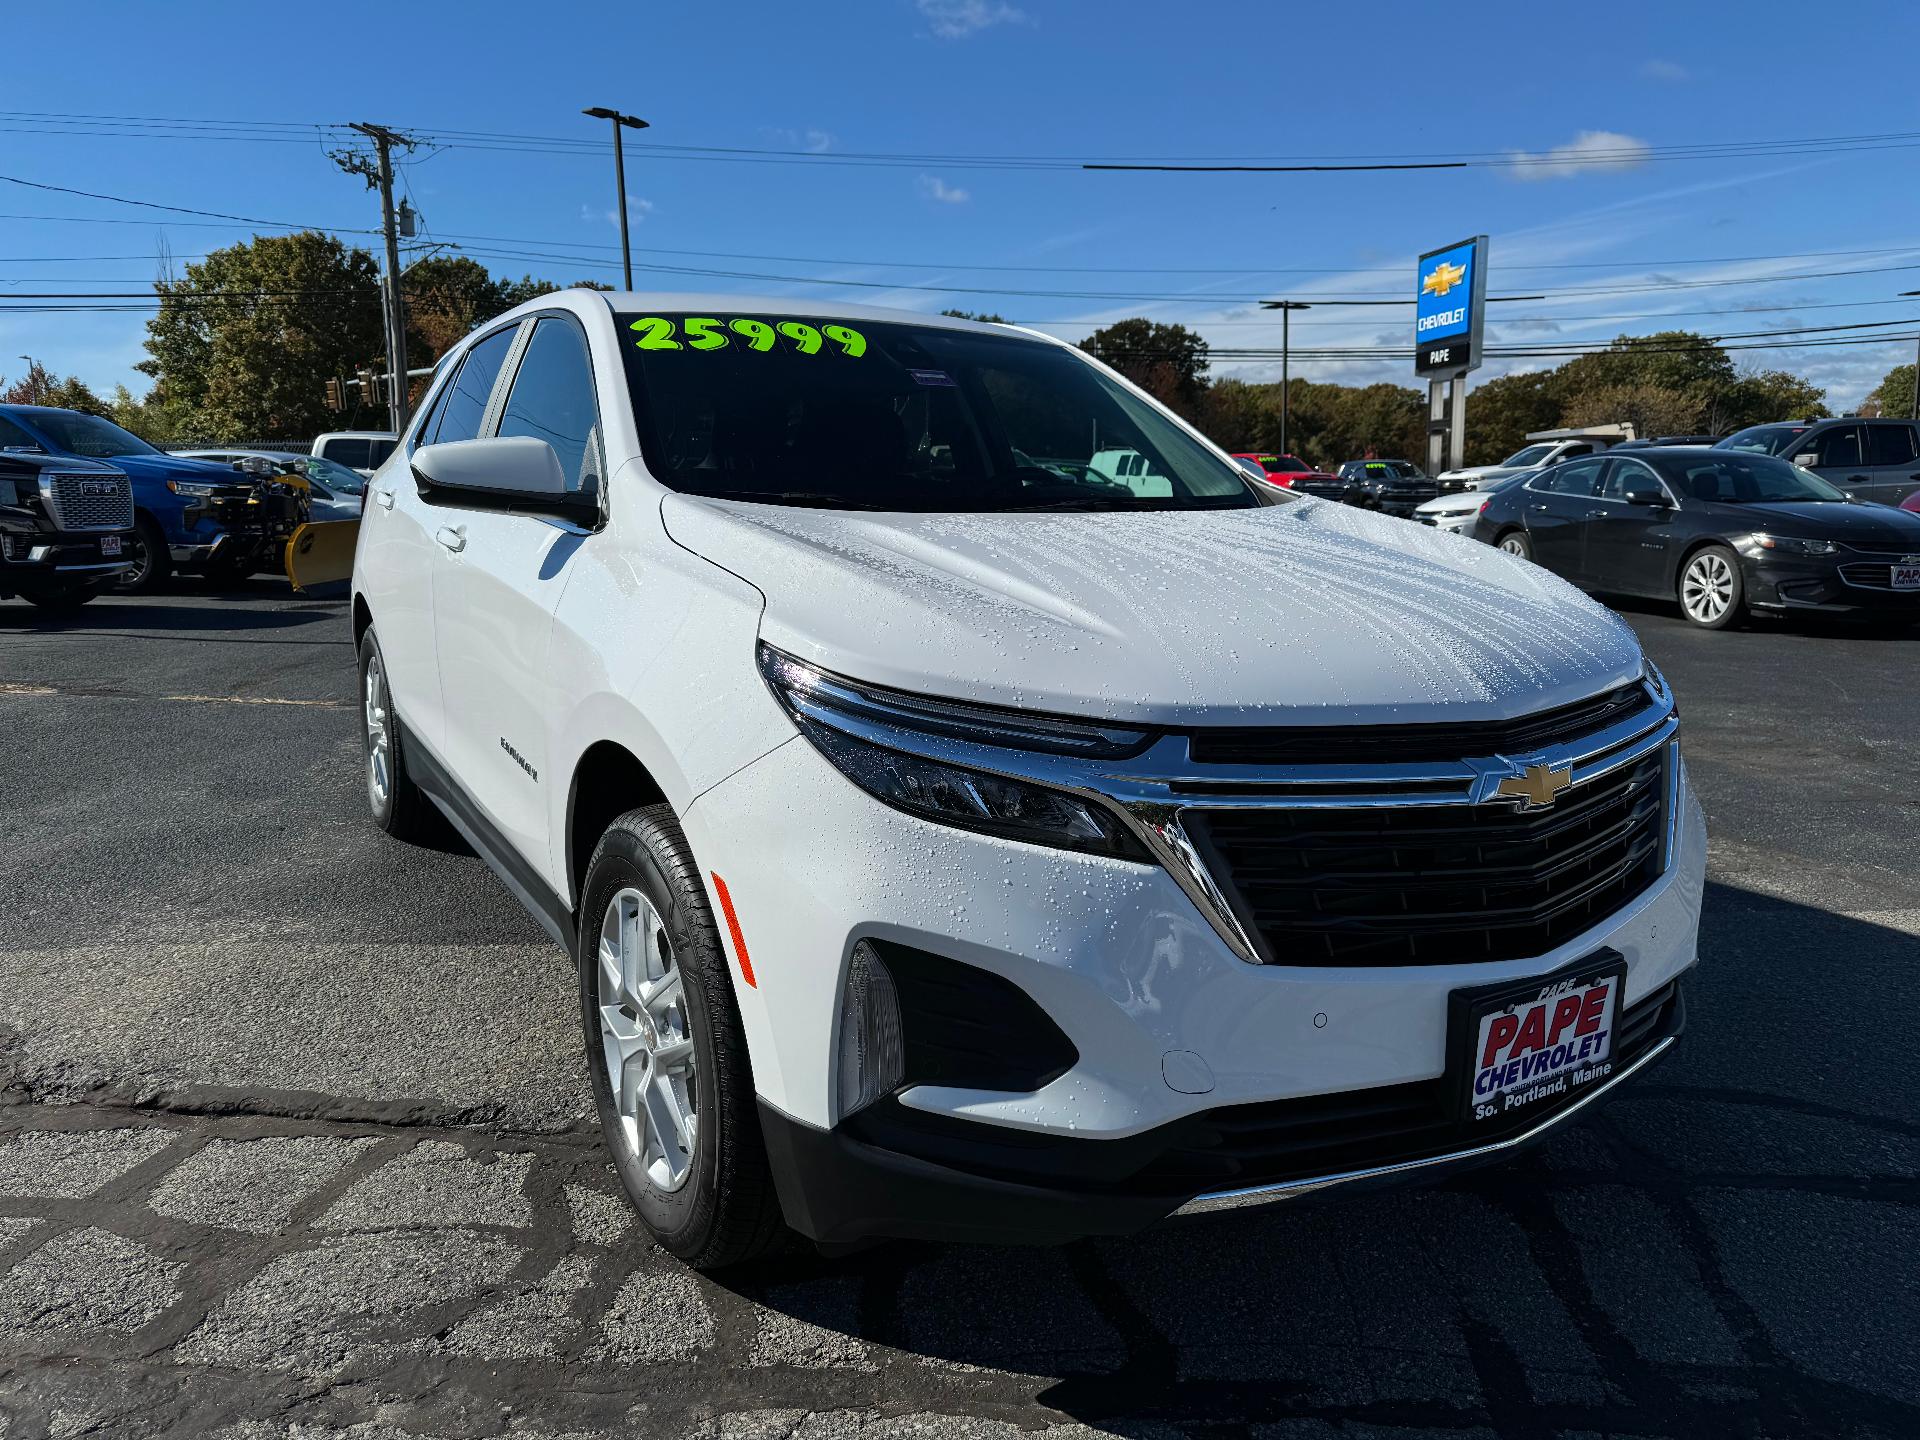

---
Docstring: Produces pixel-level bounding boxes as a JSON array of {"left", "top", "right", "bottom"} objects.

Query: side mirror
[
  {"left": 411, "top": 437, "right": 596, "bottom": 520},
  {"left": 1623, "top": 487, "right": 1669, "bottom": 508},
  {"left": 1793, "top": 452, "right": 1819, "bottom": 468}
]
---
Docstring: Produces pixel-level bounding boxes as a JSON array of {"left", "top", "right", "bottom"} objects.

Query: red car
[{"left": 1231, "top": 453, "right": 1356, "bottom": 503}]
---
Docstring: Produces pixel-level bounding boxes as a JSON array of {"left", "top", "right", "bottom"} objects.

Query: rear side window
[
  {"left": 432, "top": 326, "right": 519, "bottom": 446},
  {"left": 1601, "top": 459, "right": 1662, "bottom": 500},
  {"left": 1537, "top": 458, "right": 1604, "bottom": 496},
  {"left": 320, "top": 437, "right": 373, "bottom": 470},
  {"left": 1807, "top": 424, "right": 1863, "bottom": 469},
  {"left": 1867, "top": 424, "right": 1919, "bottom": 466},
  {"left": 498, "top": 318, "right": 604, "bottom": 492}
]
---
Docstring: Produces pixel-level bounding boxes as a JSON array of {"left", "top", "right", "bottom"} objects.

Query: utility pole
[
  {"left": 1260, "top": 301, "right": 1312, "bottom": 459},
  {"left": 583, "top": 108, "right": 650, "bottom": 288},
  {"left": 1904, "top": 292, "right": 1920, "bottom": 420},
  {"left": 332, "top": 124, "right": 419, "bottom": 434}
]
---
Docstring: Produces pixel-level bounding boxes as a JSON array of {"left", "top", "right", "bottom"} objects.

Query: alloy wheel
[
  {"left": 1682, "top": 552, "right": 1735, "bottom": 624},
  {"left": 1499, "top": 535, "right": 1528, "bottom": 555},
  {"left": 363, "top": 655, "right": 392, "bottom": 808},
  {"left": 596, "top": 887, "right": 699, "bottom": 1191}
]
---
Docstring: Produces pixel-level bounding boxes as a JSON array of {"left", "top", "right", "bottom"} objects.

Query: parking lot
[{"left": 1, "top": 585, "right": 1916, "bottom": 1440}]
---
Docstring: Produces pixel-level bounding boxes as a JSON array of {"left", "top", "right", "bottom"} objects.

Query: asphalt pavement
[{"left": 1, "top": 581, "right": 1916, "bottom": 1439}]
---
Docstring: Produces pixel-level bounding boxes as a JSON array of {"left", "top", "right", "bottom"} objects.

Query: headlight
[
  {"left": 757, "top": 643, "right": 1151, "bottom": 860},
  {"left": 1741, "top": 532, "right": 1835, "bottom": 557},
  {"left": 167, "top": 480, "right": 220, "bottom": 498}
]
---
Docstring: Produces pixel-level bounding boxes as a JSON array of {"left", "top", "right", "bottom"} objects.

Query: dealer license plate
[
  {"left": 100, "top": 535, "right": 122, "bottom": 557},
  {"left": 1892, "top": 563, "right": 1920, "bottom": 591},
  {"left": 1459, "top": 958, "right": 1625, "bottom": 1124}
]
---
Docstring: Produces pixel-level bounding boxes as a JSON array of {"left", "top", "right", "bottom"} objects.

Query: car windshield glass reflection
[
  {"left": 1502, "top": 444, "right": 1554, "bottom": 467},
  {"left": 1655, "top": 453, "right": 1849, "bottom": 503},
  {"left": 619, "top": 313, "right": 1258, "bottom": 513}
]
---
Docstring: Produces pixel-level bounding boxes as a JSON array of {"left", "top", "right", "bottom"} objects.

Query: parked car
[
  {"left": 1904, "top": 488, "right": 1920, "bottom": 517},
  {"left": 1437, "top": 437, "right": 1615, "bottom": 494},
  {"left": 1473, "top": 445, "right": 1920, "bottom": 629},
  {"left": 1613, "top": 435, "right": 1719, "bottom": 449},
  {"left": 1232, "top": 453, "right": 1355, "bottom": 502},
  {"left": 354, "top": 292, "right": 1701, "bottom": 1266},
  {"left": 0, "top": 406, "right": 298, "bottom": 592},
  {"left": 1337, "top": 459, "right": 1438, "bottom": 516},
  {"left": 312, "top": 430, "right": 398, "bottom": 477},
  {"left": 1412, "top": 469, "right": 1534, "bottom": 534},
  {"left": 1716, "top": 417, "right": 1920, "bottom": 508},
  {"left": 176, "top": 450, "right": 365, "bottom": 521},
  {"left": 0, "top": 450, "right": 133, "bottom": 608}
]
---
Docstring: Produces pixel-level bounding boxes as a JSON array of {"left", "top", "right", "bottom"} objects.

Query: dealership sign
[{"left": 1414, "top": 235, "right": 1488, "bottom": 379}]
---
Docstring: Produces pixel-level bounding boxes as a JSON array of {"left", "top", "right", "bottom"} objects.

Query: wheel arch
[
  {"left": 567, "top": 740, "right": 670, "bottom": 912},
  {"left": 351, "top": 592, "right": 373, "bottom": 647},
  {"left": 1667, "top": 535, "right": 1736, "bottom": 595}
]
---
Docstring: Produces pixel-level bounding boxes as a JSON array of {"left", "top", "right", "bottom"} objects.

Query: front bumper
[
  {"left": 0, "top": 529, "right": 133, "bottom": 589},
  {"left": 1743, "top": 553, "right": 1920, "bottom": 617},
  {"left": 686, "top": 717, "right": 1708, "bottom": 1246},
  {"left": 762, "top": 983, "right": 1683, "bottom": 1246},
  {"left": 1365, "top": 488, "right": 1441, "bottom": 516}
]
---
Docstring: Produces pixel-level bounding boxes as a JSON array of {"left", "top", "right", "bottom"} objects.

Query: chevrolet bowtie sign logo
[
  {"left": 1495, "top": 762, "right": 1573, "bottom": 810},
  {"left": 1422, "top": 260, "right": 1467, "bottom": 298}
]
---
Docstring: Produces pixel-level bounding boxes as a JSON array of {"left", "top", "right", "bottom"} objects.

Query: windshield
[
  {"left": 618, "top": 312, "right": 1257, "bottom": 512},
  {"left": 1652, "top": 452, "right": 1849, "bottom": 503},
  {"left": 1716, "top": 425, "right": 1807, "bottom": 456},
  {"left": 1500, "top": 444, "right": 1556, "bottom": 468},
  {"left": 17, "top": 410, "right": 158, "bottom": 459},
  {"left": 297, "top": 455, "right": 367, "bottom": 493}
]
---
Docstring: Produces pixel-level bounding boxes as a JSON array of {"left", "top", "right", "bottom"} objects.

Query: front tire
[
  {"left": 114, "top": 515, "right": 171, "bottom": 594},
  {"left": 357, "top": 628, "right": 435, "bottom": 841},
  {"left": 1496, "top": 529, "right": 1533, "bottom": 560},
  {"left": 24, "top": 583, "right": 100, "bottom": 611},
  {"left": 1678, "top": 545, "right": 1745, "bottom": 629},
  {"left": 578, "top": 806, "right": 784, "bottom": 1269}
]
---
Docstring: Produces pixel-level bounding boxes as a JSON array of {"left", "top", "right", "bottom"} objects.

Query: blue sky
[{"left": 4, "top": 0, "right": 1919, "bottom": 410}]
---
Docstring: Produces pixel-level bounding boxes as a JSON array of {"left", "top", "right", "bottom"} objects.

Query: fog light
[{"left": 837, "top": 940, "right": 904, "bottom": 1119}]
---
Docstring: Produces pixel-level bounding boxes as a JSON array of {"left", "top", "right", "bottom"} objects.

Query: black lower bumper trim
[{"left": 760, "top": 979, "right": 1684, "bottom": 1247}]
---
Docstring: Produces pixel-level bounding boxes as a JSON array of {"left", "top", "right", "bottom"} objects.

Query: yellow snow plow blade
[{"left": 285, "top": 520, "right": 360, "bottom": 592}]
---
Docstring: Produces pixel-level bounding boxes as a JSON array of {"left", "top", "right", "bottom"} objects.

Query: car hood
[
  {"left": 1417, "top": 492, "right": 1484, "bottom": 514},
  {"left": 661, "top": 495, "right": 1644, "bottom": 726},
  {"left": 1441, "top": 464, "right": 1520, "bottom": 483},
  {"left": 1710, "top": 500, "right": 1920, "bottom": 543},
  {"left": 108, "top": 453, "right": 252, "bottom": 485}
]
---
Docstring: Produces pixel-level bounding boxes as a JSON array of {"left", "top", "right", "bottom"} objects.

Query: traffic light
[
  {"left": 357, "top": 367, "right": 378, "bottom": 399},
  {"left": 324, "top": 377, "right": 345, "bottom": 411}
]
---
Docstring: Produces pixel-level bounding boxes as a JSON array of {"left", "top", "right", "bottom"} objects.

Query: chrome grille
[{"left": 43, "top": 471, "right": 133, "bottom": 531}]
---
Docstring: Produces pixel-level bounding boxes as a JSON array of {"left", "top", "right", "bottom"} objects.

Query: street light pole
[
  {"left": 583, "top": 107, "right": 651, "bottom": 289},
  {"left": 1259, "top": 301, "right": 1312, "bottom": 458}
]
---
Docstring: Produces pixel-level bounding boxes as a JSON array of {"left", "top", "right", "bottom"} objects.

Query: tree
[
  {"left": 1862, "top": 362, "right": 1917, "bottom": 420},
  {"left": 140, "top": 231, "right": 384, "bottom": 440},
  {"left": 403, "top": 255, "right": 511, "bottom": 368},
  {"left": 1560, "top": 380, "right": 1713, "bottom": 439},
  {"left": 1079, "top": 318, "right": 1210, "bottom": 417},
  {"left": 940, "top": 308, "right": 1007, "bottom": 323},
  {"left": 1464, "top": 370, "right": 1561, "bottom": 465},
  {"left": 1714, "top": 368, "right": 1828, "bottom": 433},
  {"left": 1, "top": 362, "right": 109, "bottom": 417}
]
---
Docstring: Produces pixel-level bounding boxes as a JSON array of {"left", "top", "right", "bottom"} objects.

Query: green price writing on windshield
[{"left": 630, "top": 316, "right": 867, "bottom": 357}]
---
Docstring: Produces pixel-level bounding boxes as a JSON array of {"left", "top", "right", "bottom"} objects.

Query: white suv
[{"left": 352, "top": 292, "right": 1704, "bottom": 1267}]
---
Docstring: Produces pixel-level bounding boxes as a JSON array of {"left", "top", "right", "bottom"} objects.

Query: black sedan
[{"left": 1472, "top": 446, "right": 1920, "bottom": 629}]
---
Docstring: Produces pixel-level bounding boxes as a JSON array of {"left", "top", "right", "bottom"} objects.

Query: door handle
[
  {"left": 1529, "top": 503, "right": 1550, "bottom": 513},
  {"left": 1585, "top": 508, "right": 1607, "bottom": 519},
  {"left": 375, "top": 488, "right": 395, "bottom": 510},
  {"left": 1846, "top": 475, "right": 1868, "bottom": 484},
  {"left": 435, "top": 525, "right": 467, "bottom": 554}
]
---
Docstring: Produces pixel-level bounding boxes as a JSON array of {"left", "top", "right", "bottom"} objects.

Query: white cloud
[
  {"left": 918, "top": 174, "right": 971, "bottom": 205},
  {"left": 916, "top": 0, "right": 1030, "bottom": 39},
  {"left": 585, "top": 194, "right": 655, "bottom": 228},
  {"left": 1640, "top": 58, "right": 1688, "bottom": 82},
  {"left": 766, "top": 126, "right": 835, "bottom": 153},
  {"left": 1506, "top": 130, "right": 1653, "bottom": 181}
]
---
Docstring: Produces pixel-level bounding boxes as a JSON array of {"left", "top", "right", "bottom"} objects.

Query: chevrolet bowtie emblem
[
  {"left": 1495, "top": 762, "right": 1572, "bottom": 810},
  {"left": 1422, "top": 260, "right": 1467, "bottom": 298}
]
